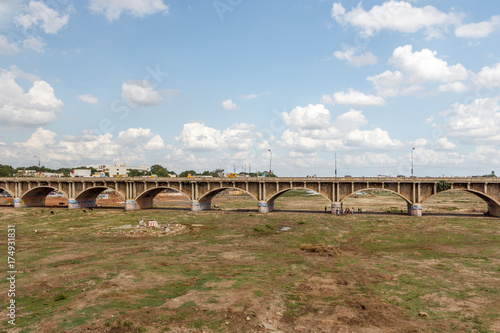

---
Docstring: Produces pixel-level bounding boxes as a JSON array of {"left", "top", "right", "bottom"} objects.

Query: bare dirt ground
[{"left": 0, "top": 191, "right": 498, "bottom": 332}]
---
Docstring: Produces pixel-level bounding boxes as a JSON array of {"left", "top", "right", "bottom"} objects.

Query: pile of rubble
[{"left": 98, "top": 220, "right": 193, "bottom": 238}]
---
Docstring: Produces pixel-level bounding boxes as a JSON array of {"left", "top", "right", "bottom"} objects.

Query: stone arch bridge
[{"left": 0, "top": 177, "right": 499, "bottom": 217}]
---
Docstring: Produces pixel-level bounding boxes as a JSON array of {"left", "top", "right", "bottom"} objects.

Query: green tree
[
  {"left": 156, "top": 168, "right": 170, "bottom": 177},
  {"left": 150, "top": 164, "right": 164, "bottom": 174},
  {"left": 437, "top": 180, "right": 451, "bottom": 192},
  {"left": 179, "top": 170, "right": 196, "bottom": 177},
  {"left": 0, "top": 164, "right": 15, "bottom": 177},
  {"left": 128, "top": 169, "right": 143, "bottom": 177}
]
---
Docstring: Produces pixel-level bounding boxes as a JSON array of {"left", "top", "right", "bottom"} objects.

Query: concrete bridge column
[
  {"left": 331, "top": 202, "right": 341, "bottom": 215},
  {"left": 408, "top": 203, "right": 423, "bottom": 216},
  {"left": 258, "top": 201, "right": 274, "bottom": 213},
  {"left": 68, "top": 199, "right": 97, "bottom": 209},
  {"left": 125, "top": 199, "right": 137, "bottom": 210},
  {"left": 488, "top": 204, "right": 500, "bottom": 217},
  {"left": 191, "top": 200, "right": 211, "bottom": 211}
]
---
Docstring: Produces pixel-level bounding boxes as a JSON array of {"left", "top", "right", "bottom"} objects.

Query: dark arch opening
[
  {"left": 341, "top": 188, "right": 411, "bottom": 215},
  {"left": 73, "top": 187, "right": 125, "bottom": 209},
  {"left": 0, "top": 188, "right": 13, "bottom": 206},
  {"left": 135, "top": 187, "right": 191, "bottom": 210},
  {"left": 197, "top": 188, "right": 258, "bottom": 211},
  {"left": 21, "top": 187, "right": 69, "bottom": 208},
  {"left": 268, "top": 188, "right": 332, "bottom": 213}
]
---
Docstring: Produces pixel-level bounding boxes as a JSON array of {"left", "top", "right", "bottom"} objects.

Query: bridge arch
[
  {"left": 0, "top": 187, "right": 14, "bottom": 198},
  {"left": 422, "top": 188, "right": 500, "bottom": 215},
  {"left": 267, "top": 187, "right": 331, "bottom": 204},
  {"left": 264, "top": 188, "right": 332, "bottom": 213},
  {"left": 20, "top": 186, "right": 69, "bottom": 208},
  {"left": 72, "top": 186, "right": 125, "bottom": 209},
  {"left": 342, "top": 187, "right": 412, "bottom": 205},
  {"left": 134, "top": 187, "right": 191, "bottom": 210},
  {"left": 199, "top": 187, "right": 259, "bottom": 203}
]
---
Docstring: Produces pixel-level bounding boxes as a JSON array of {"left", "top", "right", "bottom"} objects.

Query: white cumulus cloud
[
  {"left": 475, "top": 63, "right": 500, "bottom": 88},
  {"left": 331, "top": 1, "right": 462, "bottom": 38},
  {"left": 0, "top": 35, "right": 19, "bottom": 55},
  {"left": 16, "top": 1, "right": 70, "bottom": 34},
  {"left": 121, "top": 80, "right": 163, "bottom": 107},
  {"left": 434, "top": 137, "right": 456, "bottom": 150},
  {"left": 322, "top": 89, "right": 385, "bottom": 106},
  {"left": 281, "top": 104, "right": 331, "bottom": 130},
  {"left": 389, "top": 45, "right": 468, "bottom": 83},
  {"left": 78, "top": 94, "right": 99, "bottom": 105},
  {"left": 221, "top": 99, "right": 238, "bottom": 111},
  {"left": 455, "top": 15, "right": 500, "bottom": 38},
  {"left": 0, "top": 67, "right": 63, "bottom": 127},
  {"left": 89, "top": 0, "right": 169, "bottom": 21},
  {"left": 333, "top": 48, "right": 377, "bottom": 67},
  {"left": 440, "top": 97, "right": 500, "bottom": 144},
  {"left": 368, "top": 45, "right": 469, "bottom": 97},
  {"left": 176, "top": 122, "right": 222, "bottom": 151}
]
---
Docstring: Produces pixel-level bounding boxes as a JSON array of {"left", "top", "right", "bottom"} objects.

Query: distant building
[
  {"left": 17, "top": 170, "right": 37, "bottom": 177},
  {"left": 94, "top": 163, "right": 148, "bottom": 177},
  {"left": 71, "top": 169, "right": 92, "bottom": 177}
]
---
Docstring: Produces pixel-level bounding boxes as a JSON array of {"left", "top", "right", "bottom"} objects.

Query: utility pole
[
  {"left": 335, "top": 153, "right": 337, "bottom": 178},
  {"left": 411, "top": 147, "right": 415, "bottom": 177},
  {"left": 268, "top": 149, "right": 272, "bottom": 176}
]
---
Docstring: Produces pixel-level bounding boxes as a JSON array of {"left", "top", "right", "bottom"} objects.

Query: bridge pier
[
  {"left": 331, "top": 202, "right": 341, "bottom": 215},
  {"left": 191, "top": 200, "right": 211, "bottom": 211},
  {"left": 408, "top": 203, "right": 423, "bottom": 216},
  {"left": 125, "top": 199, "right": 137, "bottom": 210},
  {"left": 488, "top": 204, "right": 500, "bottom": 217},
  {"left": 68, "top": 199, "right": 97, "bottom": 209},
  {"left": 258, "top": 201, "right": 274, "bottom": 213},
  {"left": 14, "top": 196, "right": 45, "bottom": 208}
]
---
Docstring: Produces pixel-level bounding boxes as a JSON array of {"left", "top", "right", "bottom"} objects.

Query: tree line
[{"left": 0, "top": 164, "right": 277, "bottom": 178}]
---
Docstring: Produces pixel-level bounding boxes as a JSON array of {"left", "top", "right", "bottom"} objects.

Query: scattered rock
[{"left": 419, "top": 312, "right": 429, "bottom": 317}]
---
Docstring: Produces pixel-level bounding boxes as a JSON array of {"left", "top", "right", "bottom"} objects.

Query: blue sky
[{"left": 1, "top": 0, "right": 500, "bottom": 177}]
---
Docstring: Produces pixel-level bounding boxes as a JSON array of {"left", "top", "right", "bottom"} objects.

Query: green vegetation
[{"left": 437, "top": 179, "right": 452, "bottom": 192}]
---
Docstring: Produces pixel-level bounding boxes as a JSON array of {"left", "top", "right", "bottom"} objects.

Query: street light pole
[
  {"left": 335, "top": 153, "right": 337, "bottom": 178},
  {"left": 34, "top": 155, "right": 40, "bottom": 168},
  {"left": 268, "top": 149, "right": 272, "bottom": 176},
  {"left": 411, "top": 148, "right": 415, "bottom": 177}
]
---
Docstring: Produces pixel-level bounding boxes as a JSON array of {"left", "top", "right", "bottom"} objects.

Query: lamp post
[
  {"left": 268, "top": 149, "right": 272, "bottom": 176},
  {"left": 335, "top": 153, "right": 337, "bottom": 178},
  {"left": 34, "top": 155, "right": 40, "bottom": 168},
  {"left": 411, "top": 148, "right": 415, "bottom": 177}
]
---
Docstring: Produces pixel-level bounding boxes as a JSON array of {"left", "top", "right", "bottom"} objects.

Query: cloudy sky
[{"left": 1, "top": 0, "right": 500, "bottom": 176}]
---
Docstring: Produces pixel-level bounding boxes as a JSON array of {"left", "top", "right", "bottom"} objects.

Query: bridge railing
[{"left": 1, "top": 176, "right": 499, "bottom": 182}]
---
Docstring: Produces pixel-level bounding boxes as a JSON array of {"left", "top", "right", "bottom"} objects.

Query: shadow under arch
[
  {"left": 19, "top": 186, "right": 69, "bottom": 208},
  {"left": 422, "top": 188, "right": 500, "bottom": 216},
  {"left": 266, "top": 188, "right": 332, "bottom": 213},
  {"left": 71, "top": 186, "right": 125, "bottom": 209},
  {"left": 134, "top": 187, "right": 192, "bottom": 210}
]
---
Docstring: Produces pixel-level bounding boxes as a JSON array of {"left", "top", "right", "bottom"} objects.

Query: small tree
[
  {"left": 437, "top": 180, "right": 451, "bottom": 192},
  {"left": 128, "top": 169, "right": 143, "bottom": 177},
  {"left": 179, "top": 170, "right": 196, "bottom": 177}
]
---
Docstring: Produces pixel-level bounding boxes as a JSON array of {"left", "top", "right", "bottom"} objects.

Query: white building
[
  {"left": 97, "top": 163, "right": 148, "bottom": 177},
  {"left": 71, "top": 169, "right": 92, "bottom": 177}
]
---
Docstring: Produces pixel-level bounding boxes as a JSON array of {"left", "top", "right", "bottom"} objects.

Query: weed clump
[{"left": 300, "top": 244, "right": 342, "bottom": 256}]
